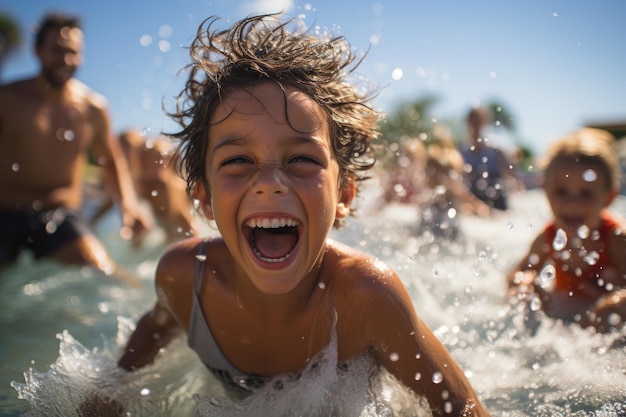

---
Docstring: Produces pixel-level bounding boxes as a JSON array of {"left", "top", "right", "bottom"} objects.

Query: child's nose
[{"left": 253, "top": 165, "right": 288, "bottom": 195}]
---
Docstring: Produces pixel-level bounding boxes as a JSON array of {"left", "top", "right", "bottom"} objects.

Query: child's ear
[
  {"left": 193, "top": 182, "right": 215, "bottom": 220},
  {"left": 336, "top": 175, "right": 356, "bottom": 219}
]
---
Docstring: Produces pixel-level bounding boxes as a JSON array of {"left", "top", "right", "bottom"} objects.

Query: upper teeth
[{"left": 245, "top": 218, "right": 299, "bottom": 228}]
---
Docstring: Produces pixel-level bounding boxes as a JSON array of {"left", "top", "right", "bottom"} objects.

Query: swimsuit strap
[
  {"left": 187, "top": 239, "right": 267, "bottom": 397},
  {"left": 193, "top": 239, "right": 210, "bottom": 293}
]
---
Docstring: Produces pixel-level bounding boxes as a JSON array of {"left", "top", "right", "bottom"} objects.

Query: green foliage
[
  {"left": 488, "top": 101, "right": 516, "bottom": 132},
  {"left": 0, "top": 11, "right": 22, "bottom": 78},
  {"left": 375, "top": 95, "right": 534, "bottom": 170},
  {"left": 376, "top": 95, "right": 439, "bottom": 167}
]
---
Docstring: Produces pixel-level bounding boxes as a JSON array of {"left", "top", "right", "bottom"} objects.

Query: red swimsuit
[{"left": 544, "top": 211, "right": 621, "bottom": 297}]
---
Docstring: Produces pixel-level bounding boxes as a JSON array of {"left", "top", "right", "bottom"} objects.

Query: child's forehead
[
  {"left": 211, "top": 82, "right": 328, "bottom": 129},
  {"left": 548, "top": 156, "right": 610, "bottom": 183}
]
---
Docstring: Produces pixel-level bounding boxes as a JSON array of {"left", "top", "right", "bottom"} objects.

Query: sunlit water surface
[{"left": 1, "top": 186, "right": 625, "bottom": 416}]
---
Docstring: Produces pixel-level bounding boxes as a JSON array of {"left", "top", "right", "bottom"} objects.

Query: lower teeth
[{"left": 253, "top": 248, "right": 292, "bottom": 263}]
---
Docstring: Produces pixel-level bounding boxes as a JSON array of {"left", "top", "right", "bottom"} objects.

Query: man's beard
[{"left": 42, "top": 66, "right": 76, "bottom": 89}]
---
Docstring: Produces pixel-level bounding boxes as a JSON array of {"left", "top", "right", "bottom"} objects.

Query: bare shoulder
[
  {"left": 325, "top": 239, "right": 412, "bottom": 314},
  {"left": 68, "top": 79, "right": 109, "bottom": 121},
  {"left": 327, "top": 239, "right": 402, "bottom": 289},
  {"left": 156, "top": 236, "right": 229, "bottom": 288},
  {"left": 0, "top": 78, "right": 35, "bottom": 107},
  {"left": 326, "top": 240, "right": 421, "bottom": 360},
  {"left": 156, "top": 236, "right": 207, "bottom": 283},
  {"left": 155, "top": 236, "right": 228, "bottom": 327},
  {"left": 72, "top": 79, "right": 107, "bottom": 105}
]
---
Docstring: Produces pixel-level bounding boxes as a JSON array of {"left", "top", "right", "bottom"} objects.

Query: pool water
[{"left": 1, "top": 186, "right": 625, "bottom": 416}]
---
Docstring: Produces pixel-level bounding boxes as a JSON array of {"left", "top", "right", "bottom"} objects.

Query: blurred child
[
  {"left": 507, "top": 128, "right": 626, "bottom": 332},
  {"left": 83, "top": 14, "right": 490, "bottom": 416},
  {"left": 418, "top": 126, "right": 491, "bottom": 239},
  {"left": 90, "top": 129, "right": 200, "bottom": 243},
  {"left": 380, "top": 137, "right": 427, "bottom": 205}
]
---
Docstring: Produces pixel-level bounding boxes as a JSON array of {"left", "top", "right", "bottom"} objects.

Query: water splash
[
  {"left": 5, "top": 189, "right": 626, "bottom": 416},
  {"left": 537, "top": 264, "right": 556, "bottom": 289},
  {"left": 552, "top": 228, "right": 567, "bottom": 251}
]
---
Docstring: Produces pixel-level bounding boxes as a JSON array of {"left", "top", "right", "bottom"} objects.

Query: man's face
[{"left": 36, "top": 26, "right": 84, "bottom": 88}]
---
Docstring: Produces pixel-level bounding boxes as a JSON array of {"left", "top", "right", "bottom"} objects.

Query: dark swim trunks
[{"left": 0, "top": 208, "right": 91, "bottom": 264}]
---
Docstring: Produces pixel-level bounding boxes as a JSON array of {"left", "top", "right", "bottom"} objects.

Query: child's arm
[
  {"left": 338, "top": 260, "right": 491, "bottom": 416},
  {"left": 505, "top": 233, "right": 548, "bottom": 295},
  {"left": 374, "top": 285, "right": 490, "bottom": 416},
  {"left": 118, "top": 238, "right": 200, "bottom": 369},
  {"left": 582, "top": 289, "right": 626, "bottom": 332},
  {"left": 582, "top": 230, "right": 626, "bottom": 332},
  {"left": 118, "top": 301, "right": 182, "bottom": 370}
]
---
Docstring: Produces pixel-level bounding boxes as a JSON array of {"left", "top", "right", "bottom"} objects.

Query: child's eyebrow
[{"left": 212, "top": 134, "right": 328, "bottom": 152}]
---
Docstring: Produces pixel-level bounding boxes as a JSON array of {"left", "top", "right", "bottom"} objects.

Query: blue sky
[{"left": 2, "top": 0, "right": 625, "bottom": 155}]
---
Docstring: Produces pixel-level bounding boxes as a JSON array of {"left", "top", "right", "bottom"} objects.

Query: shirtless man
[{"left": 0, "top": 13, "right": 150, "bottom": 284}]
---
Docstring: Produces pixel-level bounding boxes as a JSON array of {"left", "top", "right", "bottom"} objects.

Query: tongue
[{"left": 253, "top": 228, "right": 298, "bottom": 259}]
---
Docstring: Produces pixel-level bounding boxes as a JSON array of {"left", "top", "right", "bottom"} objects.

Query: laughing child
[{"left": 93, "top": 14, "right": 490, "bottom": 416}]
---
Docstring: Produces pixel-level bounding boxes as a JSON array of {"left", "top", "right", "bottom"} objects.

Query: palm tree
[
  {"left": 487, "top": 101, "right": 516, "bottom": 132},
  {"left": 0, "top": 11, "right": 22, "bottom": 82}
]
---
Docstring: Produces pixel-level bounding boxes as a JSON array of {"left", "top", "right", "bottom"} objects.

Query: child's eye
[
  {"left": 221, "top": 156, "right": 252, "bottom": 166},
  {"left": 289, "top": 155, "right": 320, "bottom": 165}
]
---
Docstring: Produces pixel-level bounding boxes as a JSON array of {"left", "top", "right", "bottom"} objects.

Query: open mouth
[{"left": 244, "top": 217, "right": 301, "bottom": 263}]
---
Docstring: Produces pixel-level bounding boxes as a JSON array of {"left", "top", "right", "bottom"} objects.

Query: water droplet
[
  {"left": 478, "top": 251, "right": 487, "bottom": 261},
  {"left": 432, "top": 371, "right": 443, "bottom": 384},
  {"left": 608, "top": 313, "right": 622, "bottom": 326},
  {"left": 506, "top": 222, "right": 514, "bottom": 229},
  {"left": 528, "top": 253, "right": 540, "bottom": 265},
  {"left": 552, "top": 228, "right": 567, "bottom": 251},
  {"left": 583, "top": 250, "right": 599, "bottom": 265},
  {"left": 538, "top": 264, "right": 556, "bottom": 289},
  {"left": 11, "top": 163, "right": 20, "bottom": 172},
  {"left": 45, "top": 222, "right": 57, "bottom": 234},
  {"left": 140, "top": 35, "right": 152, "bottom": 47},
  {"left": 195, "top": 254, "right": 207, "bottom": 261},
  {"left": 318, "top": 282, "right": 326, "bottom": 290},
  {"left": 56, "top": 128, "right": 74, "bottom": 141},
  {"left": 151, "top": 190, "right": 158, "bottom": 197},
  {"left": 582, "top": 169, "right": 597, "bottom": 182},
  {"left": 577, "top": 225, "right": 590, "bottom": 239},
  {"left": 391, "top": 67, "right": 403, "bottom": 80},
  {"left": 159, "top": 24, "right": 173, "bottom": 38},
  {"left": 389, "top": 352, "right": 399, "bottom": 362},
  {"left": 414, "top": 372, "right": 422, "bottom": 381},
  {"left": 159, "top": 39, "right": 171, "bottom": 52},
  {"left": 140, "top": 388, "right": 150, "bottom": 396},
  {"left": 529, "top": 295, "right": 542, "bottom": 311},
  {"left": 591, "top": 230, "right": 601, "bottom": 241},
  {"left": 444, "top": 401, "right": 453, "bottom": 413}
]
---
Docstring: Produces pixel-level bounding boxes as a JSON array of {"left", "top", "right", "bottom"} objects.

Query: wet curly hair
[{"left": 166, "top": 14, "right": 379, "bottom": 226}]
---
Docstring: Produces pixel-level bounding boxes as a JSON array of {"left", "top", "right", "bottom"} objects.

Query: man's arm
[{"left": 89, "top": 98, "right": 152, "bottom": 245}]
